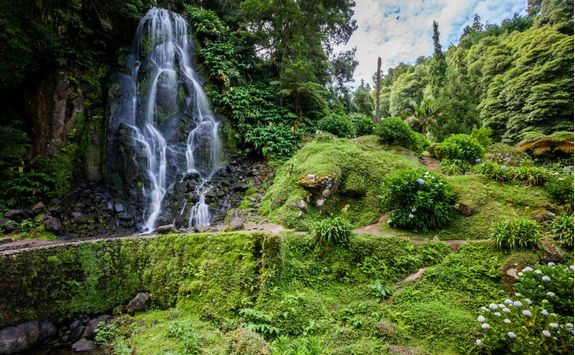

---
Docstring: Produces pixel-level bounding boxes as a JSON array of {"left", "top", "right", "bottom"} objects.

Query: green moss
[{"left": 261, "top": 136, "right": 422, "bottom": 230}]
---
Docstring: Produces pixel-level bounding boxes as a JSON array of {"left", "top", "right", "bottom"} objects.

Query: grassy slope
[
  {"left": 105, "top": 233, "right": 554, "bottom": 355},
  {"left": 380, "top": 174, "right": 554, "bottom": 240},
  {"left": 260, "top": 135, "right": 422, "bottom": 230}
]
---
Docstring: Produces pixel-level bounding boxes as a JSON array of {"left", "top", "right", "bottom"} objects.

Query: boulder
[
  {"left": 457, "top": 203, "right": 473, "bottom": 216},
  {"left": 67, "top": 319, "right": 85, "bottom": 343},
  {"left": 31, "top": 202, "right": 46, "bottom": 214},
  {"left": 375, "top": 322, "right": 397, "bottom": 336},
  {"left": 194, "top": 224, "right": 210, "bottom": 233},
  {"left": 288, "top": 200, "right": 308, "bottom": 212},
  {"left": 72, "top": 338, "right": 94, "bottom": 352},
  {"left": 0, "top": 218, "right": 16, "bottom": 234},
  {"left": 156, "top": 224, "right": 177, "bottom": 234},
  {"left": 113, "top": 203, "right": 125, "bottom": 213},
  {"left": 0, "top": 321, "right": 40, "bottom": 354},
  {"left": 126, "top": 293, "right": 150, "bottom": 314},
  {"left": 229, "top": 217, "right": 244, "bottom": 231},
  {"left": 82, "top": 315, "right": 112, "bottom": 340},
  {"left": 229, "top": 328, "right": 271, "bottom": 355},
  {"left": 42, "top": 216, "right": 62, "bottom": 233},
  {"left": 298, "top": 174, "right": 339, "bottom": 197},
  {"left": 38, "top": 321, "right": 57, "bottom": 343},
  {"left": 4, "top": 209, "right": 30, "bottom": 222}
]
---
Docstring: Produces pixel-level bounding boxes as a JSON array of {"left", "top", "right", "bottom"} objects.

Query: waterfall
[{"left": 110, "top": 8, "right": 221, "bottom": 233}]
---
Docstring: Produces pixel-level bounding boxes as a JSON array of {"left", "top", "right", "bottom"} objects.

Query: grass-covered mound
[
  {"left": 260, "top": 134, "right": 422, "bottom": 230},
  {"left": 380, "top": 174, "right": 555, "bottom": 240}
]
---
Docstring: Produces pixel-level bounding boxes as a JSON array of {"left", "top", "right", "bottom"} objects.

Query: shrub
[
  {"left": 489, "top": 218, "right": 542, "bottom": 251},
  {"left": 313, "top": 216, "right": 353, "bottom": 245},
  {"left": 244, "top": 124, "right": 300, "bottom": 159},
  {"left": 316, "top": 113, "right": 355, "bottom": 138},
  {"left": 349, "top": 113, "right": 375, "bottom": 136},
  {"left": 374, "top": 117, "right": 421, "bottom": 152},
  {"left": 544, "top": 173, "right": 574, "bottom": 206},
  {"left": 438, "top": 134, "right": 484, "bottom": 164},
  {"left": 474, "top": 162, "right": 551, "bottom": 186},
  {"left": 4, "top": 172, "right": 55, "bottom": 207},
  {"left": 516, "top": 263, "right": 574, "bottom": 315},
  {"left": 475, "top": 295, "right": 573, "bottom": 354},
  {"left": 485, "top": 143, "right": 531, "bottom": 167},
  {"left": 550, "top": 213, "right": 574, "bottom": 249},
  {"left": 412, "top": 132, "right": 431, "bottom": 152},
  {"left": 440, "top": 159, "right": 470, "bottom": 175},
  {"left": 471, "top": 126, "right": 493, "bottom": 147},
  {"left": 380, "top": 168, "right": 457, "bottom": 231}
]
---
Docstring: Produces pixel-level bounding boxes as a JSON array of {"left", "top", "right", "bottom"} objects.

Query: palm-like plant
[
  {"left": 516, "top": 131, "right": 574, "bottom": 157},
  {"left": 403, "top": 96, "right": 441, "bottom": 138}
]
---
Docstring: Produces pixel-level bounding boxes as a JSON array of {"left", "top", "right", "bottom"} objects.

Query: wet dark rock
[
  {"left": 113, "top": 203, "right": 125, "bottom": 213},
  {"left": 71, "top": 211, "right": 83, "bottom": 219},
  {"left": 82, "top": 315, "right": 111, "bottom": 340},
  {"left": 67, "top": 320, "right": 85, "bottom": 343},
  {"left": 42, "top": 216, "right": 62, "bottom": 233},
  {"left": 72, "top": 338, "right": 94, "bottom": 352},
  {"left": 126, "top": 293, "right": 150, "bottom": 314},
  {"left": 39, "top": 321, "right": 57, "bottom": 343},
  {"left": 31, "top": 202, "right": 46, "bottom": 214},
  {"left": 0, "top": 320, "right": 40, "bottom": 354},
  {"left": 195, "top": 224, "right": 210, "bottom": 233},
  {"left": 0, "top": 219, "right": 16, "bottom": 234},
  {"left": 156, "top": 224, "right": 177, "bottom": 234},
  {"left": 4, "top": 209, "right": 30, "bottom": 222},
  {"left": 117, "top": 212, "right": 133, "bottom": 221},
  {"left": 106, "top": 202, "right": 114, "bottom": 212}
]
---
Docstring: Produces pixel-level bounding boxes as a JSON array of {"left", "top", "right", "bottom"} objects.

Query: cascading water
[{"left": 109, "top": 8, "right": 221, "bottom": 233}]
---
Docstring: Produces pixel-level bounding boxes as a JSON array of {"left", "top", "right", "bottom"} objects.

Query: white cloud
[{"left": 340, "top": 0, "right": 527, "bottom": 84}]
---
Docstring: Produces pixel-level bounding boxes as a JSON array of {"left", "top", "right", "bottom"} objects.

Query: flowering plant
[{"left": 380, "top": 168, "right": 456, "bottom": 231}]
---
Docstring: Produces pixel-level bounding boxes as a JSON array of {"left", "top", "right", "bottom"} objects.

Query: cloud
[{"left": 340, "top": 0, "right": 527, "bottom": 84}]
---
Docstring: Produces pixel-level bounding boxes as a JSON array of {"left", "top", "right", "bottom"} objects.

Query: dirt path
[
  {"left": 419, "top": 156, "right": 441, "bottom": 171},
  {"left": 354, "top": 214, "right": 485, "bottom": 251}
]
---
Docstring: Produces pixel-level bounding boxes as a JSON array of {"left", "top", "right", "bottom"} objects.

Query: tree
[
  {"left": 375, "top": 57, "right": 382, "bottom": 122},
  {"left": 352, "top": 80, "right": 374, "bottom": 117},
  {"left": 403, "top": 96, "right": 441, "bottom": 138},
  {"left": 428, "top": 20, "right": 447, "bottom": 97}
]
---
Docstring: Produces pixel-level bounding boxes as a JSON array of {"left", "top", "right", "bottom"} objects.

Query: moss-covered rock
[{"left": 261, "top": 135, "right": 422, "bottom": 230}]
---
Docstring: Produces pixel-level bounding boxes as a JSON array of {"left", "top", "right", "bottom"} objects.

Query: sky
[{"left": 342, "top": 0, "right": 528, "bottom": 84}]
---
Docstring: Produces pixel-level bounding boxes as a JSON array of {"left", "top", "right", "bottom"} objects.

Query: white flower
[
  {"left": 522, "top": 267, "right": 533, "bottom": 273},
  {"left": 494, "top": 312, "right": 502, "bottom": 317},
  {"left": 507, "top": 332, "right": 516, "bottom": 338},
  {"left": 475, "top": 339, "right": 482, "bottom": 346},
  {"left": 411, "top": 207, "right": 417, "bottom": 212},
  {"left": 541, "top": 309, "right": 549, "bottom": 316},
  {"left": 482, "top": 323, "right": 491, "bottom": 329},
  {"left": 504, "top": 299, "right": 513, "bottom": 305},
  {"left": 518, "top": 272, "right": 524, "bottom": 277},
  {"left": 542, "top": 299, "right": 549, "bottom": 304},
  {"left": 480, "top": 307, "right": 489, "bottom": 312},
  {"left": 515, "top": 292, "right": 522, "bottom": 297},
  {"left": 548, "top": 262, "right": 555, "bottom": 267},
  {"left": 542, "top": 275, "right": 551, "bottom": 282},
  {"left": 546, "top": 292, "right": 556, "bottom": 297},
  {"left": 408, "top": 213, "right": 414, "bottom": 219},
  {"left": 504, "top": 319, "right": 511, "bottom": 324},
  {"left": 502, "top": 307, "right": 511, "bottom": 313},
  {"left": 522, "top": 310, "right": 532, "bottom": 317},
  {"left": 542, "top": 330, "right": 551, "bottom": 337},
  {"left": 550, "top": 323, "right": 559, "bottom": 328},
  {"left": 535, "top": 270, "right": 542, "bottom": 275},
  {"left": 477, "top": 316, "right": 486, "bottom": 322},
  {"left": 566, "top": 323, "right": 574, "bottom": 329},
  {"left": 570, "top": 265, "right": 574, "bottom": 270},
  {"left": 513, "top": 301, "right": 523, "bottom": 307},
  {"left": 498, "top": 304, "right": 505, "bottom": 309},
  {"left": 489, "top": 303, "right": 498, "bottom": 310},
  {"left": 525, "top": 298, "right": 532, "bottom": 305}
]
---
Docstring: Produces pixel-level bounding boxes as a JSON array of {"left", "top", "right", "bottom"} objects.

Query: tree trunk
[{"left": 375, "top": 57, "right": 382, "bottom": 123}]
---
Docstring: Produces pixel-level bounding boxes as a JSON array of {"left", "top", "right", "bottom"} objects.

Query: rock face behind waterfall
[{"left": 108, "top": 8, "right": 222, "bottom": 233}]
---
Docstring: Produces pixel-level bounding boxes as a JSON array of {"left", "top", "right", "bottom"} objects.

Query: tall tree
[
  {"left": 428, "top": 20, "right": 447, "bottom": 97},
  {"left": 353, "top": 80, "right": 374, "bottom": 116},
  {"left": 375, "top": 57, "right": 382, "bottom": 122}
]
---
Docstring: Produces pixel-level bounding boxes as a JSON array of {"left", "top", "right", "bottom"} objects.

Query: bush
[
  {"left": 244, "top": 124, "right": 300, "bottom": 159},
  {"left": 374, "top": 117, "right": 421, "bottom": 153},
  {"left": 475, "top": 295, "right": 573, "bottom": 354},
  {"left": 349, "top": 113, "right": 375, "bottom": 136},
  {"left": 413, "top": 132, "right": 431, "bottom": 152},
  {"left": 485, "top": 143, "right": 531, "bottom": 167},
  {"left": 516, "top": 263, "right": 574, "bottom": 315},
  {"left": 4, "top": 172, "right": 55, "bottom": 207},
  {"left": 313, "top": 216, "right": 353, "bottom": 245},
  {"left": 550, "top": 213, "right": 574, "bottom": 249},
  {"left": 438, "top": 134, "right": 484, "bottom": 164},
  {"left": 489, "top": 218, "right": 541, "bottom": 251},
  {"left": 471, "top": 126, "right": 493, "bottom": 147},
  {"left": 380, "top": 168, "right": 457, "bottom": 231},
  {"left": 440, "top": 159, "right": 470, "bottom": 175},
  {"left": 474, "top": 162, "right": 551, "bottom": 186},
  {"left": 316, "top": 113, "right": 355, "bottom": 138},
  {"left": 544, "top": 173, "right": 574, "bottom": 206}
]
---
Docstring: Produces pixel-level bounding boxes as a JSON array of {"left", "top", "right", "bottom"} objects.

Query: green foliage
[
  {"left": 489, "top": 218, "right": 542, "bottom": 251},
  {"left": 516, "top": 263, "right": 574, "bottom": 315},
  {"left": 272, "top": 336, "right": 322, "bottom": 355},
  {"left": 544, "top": 172, "right": 574, "bottom": 205},
  {"left": 516, "top": 131, "right": 574, "bottom": 160},
  {"left": 475, "top": 295, "right": 573, "bottom": 354},
  {"left": 375, "top": 117, "right": 421, "bottom": 153},
  {"left": 403, "top": 96, "right": 441, "bottom": 139},
  {"left": 470, "top": 126, "right": 493, "bottom": 147},
  {"left": 485, "top": 143, "right": 532, "bottom": 166},
  {"left": 165, "top": 321, "right": 202, "bottom": 354},
  {"left": 0, "top": 126, "right": 28, "bottom": 172},
  {"left": 313, "top": 217, "right": 353, "bottom": 246},
  {"left": 473, "top": 161, "right": 552, "bottom": 186},
  {"left": 349, "top": 113, "right": 375, "bottom": 136},
  {"left": 438, "top": 134, "right": 484, "bottom": 164},
  {"left": 316, "top": 113, "right": 355, "bottom": 138},
  {"left": 245, "top": 125, "right": 300, "bottom": 159},
  {"left": 371, "top": 280, "right": 393, "bottom": 302},
  {"left": 239, "top": 308, "right": 282, "bottom": 339},
  {"left": 550, "top": 213, "right": 574, "bottom": 249},
  {"left": 95, "top": 322, "right": 122, "bottom": 344},
  {"left": 381, "top": 168, "right": 457, "bottom": 231},
  {"left": 4, "top": 172, "right": 55, "bottom": 207},
  {"left": 440, "top": 159, "right": 471, "bottom": 175}
]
